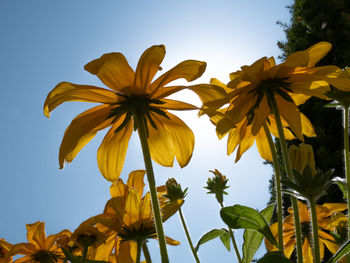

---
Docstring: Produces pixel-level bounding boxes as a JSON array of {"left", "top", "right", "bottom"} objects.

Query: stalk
[
  {"left": 220, "top": 202, "right": 242, "bottom": 263},
  {"left": 135, "top": 113, "right": 169, "bottom": 263},
  {"left": 309, "top": 198, "right": 321, "bottom": 263},
  {"left": 142, "top": 242, "right": 152, "bottom": 263},
  {"left": 178, "top": 207, "right": 201, "bottom": 263},
  {"left": 344, "top": 106, "right": 350, "bottom": 237},
  {"left": 136, "top": 240, "right": 142, "bottom": 263},
  {"left": 263, "top": 123, "right": 284, "bottom": 254},
  {"left": 267, "top": 93, "right": 303, "bottom": 263}
]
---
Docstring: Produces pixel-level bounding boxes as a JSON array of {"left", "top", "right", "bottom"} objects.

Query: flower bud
[
  {"left": 289, "top": 143, "right": 316, "bottom": 177},
  {"left": 205, "top": 169, "right": 229, "bottom": 205},
  {"left": 163, "top": 178, "right": 187, "bottom": 203}
]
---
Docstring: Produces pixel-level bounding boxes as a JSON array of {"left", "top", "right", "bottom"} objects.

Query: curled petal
[
  {"left": 44, "top": 82, "right": 119, "bottom": 118},
  {"left": 59, "top": 105, "right": 113, "bottom": 169},
  {"left": 26, "top": 222, "right": 46, "bottom": 250},
  {"left": 126, "top": 170, "right": 146, "bottom": 199},
  {"left": 84, "top": 53, "right": 135, "bottom": 95},
  {"left": 134, "top": 45, "right": 165, "bottom": 94},
  {"left": 149, "top": 60, "right": 206, "bottom": 94}
]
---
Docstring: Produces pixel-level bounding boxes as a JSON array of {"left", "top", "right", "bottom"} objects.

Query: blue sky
[{"left": 0, "top": 1, "right": 292, "bottom": 262}]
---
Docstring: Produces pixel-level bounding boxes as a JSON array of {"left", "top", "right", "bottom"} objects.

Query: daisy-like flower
[
  {"left": 206, "top": 79, "right": 315, "bottom": 162},
  {"left": 8, "top": 221, "right": 71, "bottom": 263},
  {"left": 265, "top": 201, "right": 347, "bottom": 263},
  {"left": 44, "top": 45, "right": 214, "bottom": 182},
  {"left": 86, "top": 170, "right": 181, "bottom": 262},
  {"left": 0, "top": 239, "right": 13, "bottom": 263},
  {"left": 206, "top": 42, "right": 350, "bottom": 141}
]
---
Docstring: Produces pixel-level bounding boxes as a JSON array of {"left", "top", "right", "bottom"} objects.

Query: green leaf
[
  {"left": 257, "top": 252, "right": 294, "bottom": 263},
  {"left": 328, "top": 239, "right": 350, "bottom": 263},
  {"left": 242, "top": 204, "right": 275, "bottom": 263},
  {"left": 195, "top": 228, "right": 230, "bottom": 251},
  {"left": 220, "top": 205, "right": 277, "bottom": 246},
  {"left": 219, "top": 231, "right": 231, "bottom": 251}
]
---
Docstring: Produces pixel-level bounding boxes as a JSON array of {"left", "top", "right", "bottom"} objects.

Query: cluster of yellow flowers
[{"left": 2, "top": 42, "right": 350, "bottom": 263}]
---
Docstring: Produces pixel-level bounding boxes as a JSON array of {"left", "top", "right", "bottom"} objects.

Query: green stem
[
  {"left": 220, "top": 202, "right": 242, "bottom": 263},
  {"left": 263, "top": 123, "right": 284, "bottom": 255},
  {"left": 344, "top": 106, "right": 350, "bottom": 237},
  {"left": 309, "top": 198, "right": 320, "bottom": 263},
  {"left": 178, "top": 207, "right": 201, "bottom": 263},
  {"left": 135, "top": 113, "right": 169, "bottom": 263},
  {"left": 142, "top": 242, "right": 152, "bottom": 263},
  {"left": 136, "top": 240, "right": 142, "bottom": 263},
  {"left": 267, "top": 93, "right": 303, "bottom": 263}
]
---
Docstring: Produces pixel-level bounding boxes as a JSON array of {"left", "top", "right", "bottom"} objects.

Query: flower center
[
  {"left": 246, "top": 77, "right": 291, "bottom": 125},
  {"left": 76, "top": 234, "right": 98, "bottom": 248},
  {"left": 110, "top": 94, "right": 169, "bottom": 136},
  {"left": 31, "top": 250, "right": 58, "bottom": 263},
  {"left": 0, "top": 248, "right": 6, "bottom": 258},
  {"left": 119, "top": 224, "right": 156, "bottom": 243}
]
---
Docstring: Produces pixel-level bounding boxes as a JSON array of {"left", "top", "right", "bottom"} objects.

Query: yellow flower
[
  {"left": 0, "top": 239, "right": 13, "bottom": 263},
  {"left": 44, "top": 45, "right": 212, "bottom": 182},
  {"left": 88, "top": 170, "right": 182, "bottom": 262},
  {"left": 207, "top": 79, "right": 315, "bottom": 162},
  {"left": 8, "top": 221, "right": 71, "bottom": 263},
  {"left": 207, "top": 42, "right": 350, "bottom": 141},
  {"left": 265, "top": 201, "right": 347, "bottom": 263}
]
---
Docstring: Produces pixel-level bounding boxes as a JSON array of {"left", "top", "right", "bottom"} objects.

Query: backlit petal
[
  {"left": 165, "top": 236, "right": 180, "bottom": 246},
  {"left": 134, "top": 45, "right": 165, "bottom": 94},
  {"left": 123, "top": 188, "right": 141, "bottom": 228},
  {"left": 227, "top": 126, "right": 240, "bottom": 156},
  {"left": 97, "top": 114, "right": 133, "bottom": 182},
  {"left": 110, "top": 180, "right": 127, "bottom": 198},
  {"left": 44, "top": 82, "right": 119, "bottom": 118},
  {"left": 162, "top": 199, "right": 184, "bottom": 222},
  {"left": 59, "top": 105, "right": 113, "bottom": 169},
  {"left": 115, "top": 239, "right": 134, "bottom": 263},
  {"left": 300, "top": 113, "right": 316, "bottom": 137},
  {"left": 149, "top": 60, "right": 206, "bottom": 94},
  {"left": 161, "top": 111, "right": 195, "bottom": 167},
  {"left": 235, "top": 122, "right": 255, "bottom": 162},
  {"left": 126, "top": 170, "right": 146, "bottom": 199},
  {"left": 275, "top": 94, "right": 302, "bottom": 140},
  {"left": 26, "top": 222, "right": 46, "bottom": 250},
  {"left": 251, "top": 95, "right": 270, "bottom": 135},
  {"left": 84, "top": 53, "right": 134, "bottom": 94},
  {"left": 302, "top": 239, "right": 313, "bottom": 263},
  {"left": 256, "top": 129, "right": 272, "bottom": 161},
  {"left": 147, "top": 113, "right": 174, "bottom": 167},
  {"left": 157, "top": 99, "right": 198, "bottom": 110}
]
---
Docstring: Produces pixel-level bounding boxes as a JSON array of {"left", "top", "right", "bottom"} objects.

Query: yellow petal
[
  {"left": 126, "top": 170, "right": 146, "bottom": 198},
  {"left": 227, "top": 126, "right": 240, "bottom": 156},
  {"left": 84, "top": 53, "right": 134, "bottom": 95},
  {"left": 225, "top": 92, "right": 255, "bottom": 126},
  {"left": 251, "top": 95, "right": 270, "bottom": 135},
  {"left": 300, "top": 113, "right": 316, "bottom": 137},
  {"left": 256, "top": 128, "right": 272, "bottom": 161},
  {"left": 8, "top": 243, "right": 37, "bottom": 256},
  {"left": 139, "top": 193, "right": 152, "bottom": 226},
  {"left": 93, "top": 233, "right": 116, "bottom": 261},
  {"left": 149, "top": 60, "right": 206, "bottom": 94},
  {"left": 157, "top": 99, "right": 198, "bottom": 111},
  {"left": 165, "top": 236, "right": 180, "bottom": 246},
  {"left": 210, "top": 78, "right": 231, "bottom": 93},
  {"left": 123, "top": 188, "right": 141, "bottom": 228},
  {"left": 160, "top": 111, "right": 195, "bottom": 168},
  {"left": 115, "top": 239, "right": 134, "bottom": 263},
  {"left": 275, "top": 94, "right": 302, "bottom": 140},
  {"left": 162, "top": 199, "right": 184, "bottom": 222},
  {"left": 319, "top": 231, "right": 339, "bottom": 254},
  {"left": 110, "top": 179, "right": 127, "bottom": 198},
  {"left": 322, "top": 203, "right": 347, "bottom": 212},
  {"left": 134, "top": 45, "right": 165, "bottom": 95},
  {"left": 305, "top": 42, "right": 332, "bottom": 67},
  {"left": 26, "top": 221, "right": 46, "bottom": 250},
  {"left": 235, "top": 122, "right": 255, "bottom": 162},
  {"left": 44, "top": 82, "right": 119, "bottom": 118},
  {"left": 97, "top": 114, "right": 133, "bottom": 182},
  {"left": 59, "top": 105, "right": 113, "bottom": 169},
  {"left": 302, "top": 239, "right": 313, "bottom": 263},
  {"left": 147, "top": 113, "right": 174, "bottom": 167}
]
